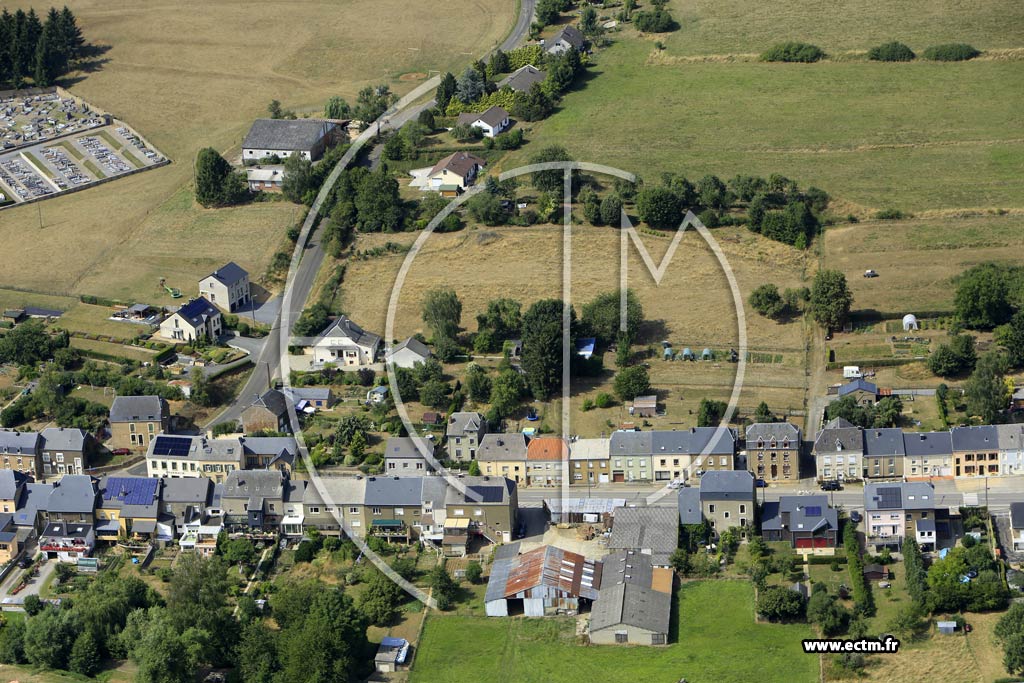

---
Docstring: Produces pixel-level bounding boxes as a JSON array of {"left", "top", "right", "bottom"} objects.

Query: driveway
[
  {"left": 0, "top": 557, "right": 56, "bottom": 608},
  {"left": 236, "top": 295, "right": 280, "bottom": 326}
]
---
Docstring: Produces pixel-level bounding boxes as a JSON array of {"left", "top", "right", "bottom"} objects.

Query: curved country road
[{"left": 209, "top": 0, "right": 535, "bottom": 426}]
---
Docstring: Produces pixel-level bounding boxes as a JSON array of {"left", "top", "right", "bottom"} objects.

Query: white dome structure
[{"left": 902, "top": 314, "right": 919, "bottom": 331}]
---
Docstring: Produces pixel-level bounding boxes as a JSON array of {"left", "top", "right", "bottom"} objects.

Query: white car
[{"left": 667, "top": 479, "right": 686, "bottom": 489}]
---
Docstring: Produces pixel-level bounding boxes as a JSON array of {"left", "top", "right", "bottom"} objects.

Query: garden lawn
[{"left": 410, "top": 580, "right": 818, "bottom": 683}]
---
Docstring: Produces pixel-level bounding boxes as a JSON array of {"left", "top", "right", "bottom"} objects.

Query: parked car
[
  {"left": 667, "top": 479, "right": 686, "bottom": 489},
  {"left": 820, "top": 480, "right": 842, "bottom": 491},
  {"left": 111, "top": 448, "right": 132, "bottom": 456},
  {"left": 755, "top": 478, "right": 768, "bottom": 488},
  {"left": 850, "top": 510, "right": 862, "bottom": 523},
  {"left": 864, "top": 269, "right": 879, "bottom": 278}
]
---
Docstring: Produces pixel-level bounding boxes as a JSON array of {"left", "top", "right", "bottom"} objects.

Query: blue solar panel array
[
  {"left": 466, "top": 485, "right": 504, "bottom": 503},
  {"left": 878, "top": 486, "right": 902, "bottom": 509},
  {"left": 804, "top": 506, "right": 822, "bottom": 517},
  {"left": 104, "top": 476, "right": 159, "bottom": 505},
  {"left": 152, "top": 435, "right": 192, "bottom": 457}
]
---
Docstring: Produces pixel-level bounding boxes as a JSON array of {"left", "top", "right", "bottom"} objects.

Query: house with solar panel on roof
[
  {"left": 159, "top": 296, "right": 223, "bottom": 343},
  {"left": 761, "top": 495, "right": 840, "bottom": 549},
  {"left": 864, "top": 481, "right": 943, "bottom": 552},
  {"left": 198, "top": 261, "right": 251, "bottom": 313},
  {"left": 95, "top": 476, "right": 161, "bottom": 542},
  {"left": 441, "top": 475, "right": 518, "bottom": 553}
]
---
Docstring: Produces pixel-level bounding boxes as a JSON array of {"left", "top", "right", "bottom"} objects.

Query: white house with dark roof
[
  {"left": 813, "top": 417, "right": 863, "bottom": 482},
  {"left": 159, "top": 297, "right": 223, "bottom": 342},
  {"left": 997, "top": 424, "right": 1024, "bottom": 476},
  {"left": 903, "top": 431, "right": 953, "bottom": 479},
  {"left": 456, "top": 106, "right": 510, "bottom": 138},
  {"left": 1010, "top": 502, "right": 1024, "bottom": 551},
  {"left": 864, "top": 481, "right": 939, "bottom": 551},
  {"left": 384, "top": 436, "right": 436, "bottom": 476},
  {"left": 40, "top": 427, "right": 89, "bottom": 476},
  {"left": 310, "top": 315, "right": 381, "bottom": 367},
  {"left": 386, "top": 336, "right": 431, "bottom": 369},
  {"left": 545, "top": 25, "right": 585, "bottom": 54},
  {"left": 242, "top": 118, "right": 342, "bottom": 162},
  {"left": 198, "top": 262, "right": 250, "bottom": 313}
]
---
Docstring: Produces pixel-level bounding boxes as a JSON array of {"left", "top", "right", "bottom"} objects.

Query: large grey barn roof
[
  {"left": 590, "top": 581, "right": 671, "bottom": 635},
  {"left": 608, "top": 507, "right": 678, "bottom": 563},
  {"left": 242, "top": 118, "right": 333, "bottom": 152}
]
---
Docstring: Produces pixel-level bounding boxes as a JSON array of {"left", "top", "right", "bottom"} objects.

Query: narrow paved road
[{"left": 209, "top": 0, "right": 537, "bottom": 427}]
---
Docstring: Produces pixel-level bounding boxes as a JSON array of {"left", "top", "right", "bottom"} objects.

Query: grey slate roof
[
  {"left": 813, "top": 418, "right": 864, "bottom": 455},
  {"left": 447, "top": 412, "right": 486, "bottom": 438},
  {"left": 0, "top": 470, "right": 29, "bottom": 500},
  {"left": 678, "top": 487, "right": 701, "bottom": 525},
  {"left": 389, "top": 336, "right": 431, "bottom": 360},
  {"left": 591, "top": 581, "right": 671, "bottom": 635},
  {"left": 498, "top": 64, "right": 547, "bottom": 92},
  {"left": 863, "top": 428, "right": 906, "bottom": 457},
  {"left": 249, "top": 390, "right": 288, "bottom": 418},
  {"left": 761, "top": 495, "right": 838, "bottom": 534},
  {"left": 951, "top": 425, "right": 999, "bottom": 452},
  {"left": 0, "top": 430, "right": 41, "bottom": 454},
  {"left": 649, "top": 427, "right": 736, "bottom": 457},
  {"left": 903, "top": 431, "right": 953, "bottom": 457},
  {"left": 147, "top": 436, "right": 243, "bottom": 463},
  {"left": 205, "top": 261, "right": 248, "bottom": 286},
  {"left": 478, "top": 433, "right": 529, "bottom": 460},
  {"left": 303, "top": 476, "right": 367, "bottom": 507},
  {"left": 608, "top": 506, "right": 678, "bottom": 564},
  {"left": 698, "top": 470, "right": 754, "bottom": 501},
  {"left": 242, "top": 436, "right": 297, "bottom": 456},
  {"left": 47, "top": 475, "right": 97, "bottom": 514},
  {"left": 285, "top": 387, "right": 331, "bottom": 402},
  {"left": 1010, "top": 502, "right": 1024, "bottom": 529},
  {"left": 385, "top": 436, "right": 434, "bottom": 460},
  {"left": 746, "top": 422, "right": 801, "bottom": 444},
  {"left": 610, "top": 430, "right": 652, "bottom": 456},
  {"left": 445, "top": 476, "right": 515, "bottom": 505},
  {"left": 551, "top": 25, "right": 585, "bottom": 50},
  {"left": 317, "top": 315, "right": 381, "bottom": 347},
  {"left": 109, "top": 396, "right": 167, "bottom": 423},
  {"left": 40, "top": 427, "right": 87, "bottom": 452},
  {"left": 161, "top": 477, "right": 213, "bottom": 505},
  {"left": 997, "top": 424, "right": 1024, "bottom": 452},
  {"left": 174, "top": 298, "right": 221, "bottom": 327},
  {"left": 13, "top": 483, "right": 52, "bottom": 526},
  {"left": 242, "top": 118, "right": 334, "bottom": 152},
  {"left": 223, "top": 470, "right": 284, "bottom": 499},
  {"left": 838, "top": 379, "right": 878, "bottom": 397},
  {"left": 864, "top": 482, "right": 935, "bottom": 511},
  {"left": 364, "top": 477, "right": 424, "bottom": 507}
]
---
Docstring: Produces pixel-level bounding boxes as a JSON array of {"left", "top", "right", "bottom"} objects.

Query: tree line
[{"left": 0, "top": 6, "right": 85, "bottom": 88}]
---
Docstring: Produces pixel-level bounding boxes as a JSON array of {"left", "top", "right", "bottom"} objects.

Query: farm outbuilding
[
  {"left": 484, "top": 545, "right": 601, "bottom": 617},
  {"left": 681, "top": 348, "right": 695, "bottom": 360},
  {"left": 903, "top": 314, "right": 919, "bottom": 330}
]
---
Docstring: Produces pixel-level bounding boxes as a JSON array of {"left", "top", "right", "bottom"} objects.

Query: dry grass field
[
  {"left": 0, "top": 0, "right": 515, "bottom": 301},
  {"left": 337, "top": 221, "right": 811, "bottom": 430},
  {"left": 823, "top": 214, "right": 1024, "bottom": 314}
]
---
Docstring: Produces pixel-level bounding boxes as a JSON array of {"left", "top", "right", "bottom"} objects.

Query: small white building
[
  {"left": 456, "top": 106, "right": 510, "bottom": 138},
  {"left": 426, "top": 152, "right": 485, "bottom": 194},
  {"left": 246, "top": 166, "right": 284, "bottom": 193},
  {"left": 38, "top": 521, "right": 94, "bottom": 563},
  {"left": 545, "top": 25, "right": 585, "bottom": 55},
  {"left": 1011, "top": 503, "right": 1024, "bottom": 551},
  {"left": 309, "top": 315, "right": 380, "bottom": 367},
  {"left": 159, "top": 297, "right": 223, "bottom": 343},
  {"left": 198, "top": 262, "right": 251, "bottom": 313},
  {"left": 386, "top": 336, "right": 431, "bottom": 369}
]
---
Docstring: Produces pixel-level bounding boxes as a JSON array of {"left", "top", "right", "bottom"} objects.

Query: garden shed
[{"left": 902, "top": 314, "right": 919, "bottom": 330}]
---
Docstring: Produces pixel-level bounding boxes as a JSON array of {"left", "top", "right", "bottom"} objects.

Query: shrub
[
  {"left": 868, "top": 41, "right": 916, "bottom": 62},
  {"left": 594, "top": 392, "right": 613, "bottom": 409},
  {"left": 922, "top": 43, "right": 980, "bottom": 61},
  {"left": 874, "top": 208, "right": 906, "bottom": 220},
  {"left": 761, "top": 42, "right": 825, "bottom": 63},
  {"left": 633, "top": 8, "right": 677, "bottom": 33}
]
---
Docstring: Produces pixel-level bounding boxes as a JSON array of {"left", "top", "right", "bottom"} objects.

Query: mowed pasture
[
  {"left": 506, "top": 39, "right": 1024, "bottom": 213},
  {"left": 338, "top": 222, "right": 810, "bottom": 429},
  {"left": 823, "top": 214, "right": 1024, "bottom": 313},
  {"left": 664, "top": 0, "right": 1024, "bottom": 55},
  {"left": 410, "top": 581, "right": 818, "bottom": 683},
  {"left": 0, "top": 0, "right": 515, "bottom": 301}
]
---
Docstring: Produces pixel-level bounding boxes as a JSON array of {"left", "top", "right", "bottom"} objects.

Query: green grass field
[
  {"left": 410, "top": 581, "right": 818, "bottom": 683},
  {"left": 662, "top": 0, "right": 1024, "bottom": 55},
  {"left": 510, "top": 40, "right": 1023, "bottom": 213}
]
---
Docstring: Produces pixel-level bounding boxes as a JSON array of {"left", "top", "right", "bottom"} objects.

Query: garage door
[
  {"left": 795, "top": 538, "right": 829, "bottom": 549},
  {"left": 612, "top": 472, "right": 625, "bottom": 483}
]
